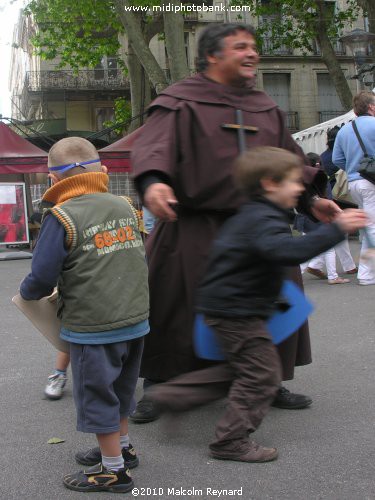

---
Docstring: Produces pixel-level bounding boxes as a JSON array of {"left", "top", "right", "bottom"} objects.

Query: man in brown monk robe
[{"left": 131, "top": 23, "right": 339, "bottom": 422}]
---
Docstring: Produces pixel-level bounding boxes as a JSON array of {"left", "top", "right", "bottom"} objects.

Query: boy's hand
[
  {"left": 311, "top": 198, "right": 341, "bottom": 223},
  {"left": 334, "top": 209, "right": 368, "bottom": 234}
]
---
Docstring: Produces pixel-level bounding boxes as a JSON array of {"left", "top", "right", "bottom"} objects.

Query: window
[
  {"left": 262, "top": 73, "right": 290, "bottom": 111},
  {"left": 94, "top": 62, "right": 104, "bottom": 81},
  {"left": 107, "top": 57, "right": 118, "bottom": 79},
  {"left": 259, "top": 1, "right": 292, "bottom": 56},
  {"left": 94, "top": 56, "right": 118, "bottom": 81},
  {"left": 317, "top": 73, "right": 345, "bottom": 122}
]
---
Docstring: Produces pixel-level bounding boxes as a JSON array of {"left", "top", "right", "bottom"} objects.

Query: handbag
[
  {"left": 332, "top": 169, "right": 351, "bottom": 202},
  {"left": 332, "top": 169, "right": 349, "bottom": 200},
  {"left": 352, "top": 121, "right": 375, "bottom": 184}
]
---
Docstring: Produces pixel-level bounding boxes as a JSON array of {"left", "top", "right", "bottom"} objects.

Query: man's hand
[
  {"left": 144, "top": 183, "right": 178, "bottom": 221},
  {"left": 311, "top": 197, "right": 342, "bottom": 223},
  {"left": 334, "top": 209, "right": 368, "bottom": 234}
]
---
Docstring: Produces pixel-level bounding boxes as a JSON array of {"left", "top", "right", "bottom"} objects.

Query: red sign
[{"left": 0, "top": 183, "right": 29, "bottom": 245}]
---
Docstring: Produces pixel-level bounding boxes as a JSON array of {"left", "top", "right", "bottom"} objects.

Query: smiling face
[{"left": 205, "top": 31, "right": 259, "bottom": 86}]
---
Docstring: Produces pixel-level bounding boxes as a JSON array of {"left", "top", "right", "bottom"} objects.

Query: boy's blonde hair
[
  {"left": 48, "top": 137, "right": 101, "bottom": 178},
  {"left": 234, "top": 146, "right": 303, "bottom": 197}
]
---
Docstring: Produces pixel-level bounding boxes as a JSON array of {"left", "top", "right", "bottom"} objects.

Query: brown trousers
[{"left": 149, "top": 317, "right": 281, "bottom": 455}]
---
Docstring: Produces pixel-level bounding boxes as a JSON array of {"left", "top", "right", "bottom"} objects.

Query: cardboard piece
[
  {"left": 12, "top": 292, "right": 69, "bottom": 354},
  {"left": 194, "top": 280, "right": 314, "bottom": 361}
]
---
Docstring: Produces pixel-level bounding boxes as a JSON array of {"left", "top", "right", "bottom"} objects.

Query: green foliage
[
  {"left": 24, "top": 0, "right": 167, "bottom": 70},
  {"left": 103, "top": 97, "right": 132, "bottom": 135},
  {"left": 231, "top": 0, "right": 361, "bottom": 54},
  {"left": 24, "top": 0, "right": 123, "bottom": 69}
]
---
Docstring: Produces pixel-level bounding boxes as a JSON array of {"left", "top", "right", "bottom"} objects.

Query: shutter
[{"left": 262, "top": 73, "right": 290, "bottom": 112}]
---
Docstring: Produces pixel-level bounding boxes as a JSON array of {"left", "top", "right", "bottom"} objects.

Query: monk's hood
[{"left": 154, "top": 73, "right": 278, "bottom": 113}]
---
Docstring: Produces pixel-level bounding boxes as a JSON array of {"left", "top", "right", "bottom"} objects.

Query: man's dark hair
[
  {"left": 306, "top": 152, "right": 320, "bottom": 167},
  {"left": 326, "top": 126, "right": 340, "bottom": 150},
  {"left": 196, "top": 23, "right": 256, "bottom": 72}
]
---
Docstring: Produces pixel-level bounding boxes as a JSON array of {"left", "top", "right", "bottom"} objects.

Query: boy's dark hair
[
  {"left": 197, "top": 23, "right": 256, "bottom": 72},
  {"left": 352, "top": 90, "right": 375, "bottom": 116},
  {"left": 234, "top": 146, "right": 303, "bottom": 197}
]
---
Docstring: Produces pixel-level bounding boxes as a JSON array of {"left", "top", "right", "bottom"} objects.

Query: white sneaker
[
  {"left": 358, "top": 280, "right": 375, "bottom": 286},
  {"left": 44, "top": 373, "right": 67, "bottom": 400}
]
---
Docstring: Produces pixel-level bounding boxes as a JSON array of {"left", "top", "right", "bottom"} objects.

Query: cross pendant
[{"left": 222, "top": 109, "right": 258, "bottom": 154}]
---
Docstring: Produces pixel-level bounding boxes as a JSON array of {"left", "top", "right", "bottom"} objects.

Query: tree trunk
[
  {"left": 114, "top": 0, "right": 168, "bottom": 93},
  {"left": 162, "top": 0, "right": 190, "bottom": 82},
  {"left": 127, "top": 44, "right": 146, "bottom": 132},
  {"left": 316, "top": 1, "right": 353, "bottom": 110},
  {"left": 118, "top": 33, "right": 152, "bottom": 132}
]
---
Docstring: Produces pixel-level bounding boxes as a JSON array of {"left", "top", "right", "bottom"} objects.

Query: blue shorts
[{"left": 70, "top": 337, "right": 144, "bottom": 434}]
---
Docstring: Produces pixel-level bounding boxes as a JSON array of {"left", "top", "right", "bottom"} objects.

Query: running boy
[
  {"left": 20, "top": 137, "right": 149, "bottom": 493},
  {"left": 148, "top": 146, "right": 367, "bottom": 463}
]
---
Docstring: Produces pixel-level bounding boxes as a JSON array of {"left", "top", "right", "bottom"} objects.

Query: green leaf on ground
[{"left": 47, "top": 437, "right": 65, "bottom": 444}]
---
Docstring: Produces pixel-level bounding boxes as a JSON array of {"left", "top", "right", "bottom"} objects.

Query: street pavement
[{"left": 0, "top": 241, "right": 374, "bottom": 500}]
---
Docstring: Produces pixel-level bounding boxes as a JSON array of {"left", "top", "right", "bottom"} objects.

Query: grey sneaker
[{"left": 44, "top": 373, "right": 67, "bottom": 400}]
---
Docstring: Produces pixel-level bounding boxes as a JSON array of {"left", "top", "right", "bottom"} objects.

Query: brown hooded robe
[{"left": 132, "top": 73, "right": 312, "bottom": 382}]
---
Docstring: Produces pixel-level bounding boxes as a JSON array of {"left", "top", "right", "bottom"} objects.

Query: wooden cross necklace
[{"left": 222, "top": 109, "right": 258, "bottom": 153}]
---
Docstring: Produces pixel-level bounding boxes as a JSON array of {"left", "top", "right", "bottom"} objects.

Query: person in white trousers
[
  {"left": 304, "top": 238, "right": 357, "bottom": 284},
  {"left": 332, "top": 90, "right": 375, "bottom": 285}
]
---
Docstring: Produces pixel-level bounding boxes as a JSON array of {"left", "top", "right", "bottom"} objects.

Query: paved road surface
[{"left": 0, "top": 242, "right": 374, "bottom": 499}]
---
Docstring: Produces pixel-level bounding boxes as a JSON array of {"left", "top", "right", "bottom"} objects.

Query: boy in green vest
[{"left": 20, "top": 137, "right": 149, "bottom": 493}]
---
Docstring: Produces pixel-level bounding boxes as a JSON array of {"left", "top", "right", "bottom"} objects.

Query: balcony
[
  {"left": 312, "top": 40, "right": 346, "bottom": 56},
  {"left": 285, "top": 112, "right": 300, "bottom": 133},
  {"left": 318, "top": 110, "right": 345, "bottom": 123},
  {"left": 260, "top": 37, "right": 293, "bottom": 56},
  {"left": 26, "top": 70, "right": 130, "bottom": 92},
  {"left": 183, "top": 11, "right": 199, "bottom": 22}
]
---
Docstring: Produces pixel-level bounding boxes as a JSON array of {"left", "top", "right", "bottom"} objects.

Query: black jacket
[{"left": 196, "top": 197, "right": 345, "bottom": 319}]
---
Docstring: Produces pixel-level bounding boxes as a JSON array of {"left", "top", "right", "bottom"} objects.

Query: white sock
[
  {"left": 102, "top": 454, "right": 124, "bottom": 472},
  {"left": 120, "top": 434, "right": 130, "bottom": 449}
]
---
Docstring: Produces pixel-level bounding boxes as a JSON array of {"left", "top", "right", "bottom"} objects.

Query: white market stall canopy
[{"left": 292, "top": 110, "right": 355, "bottom": 154}]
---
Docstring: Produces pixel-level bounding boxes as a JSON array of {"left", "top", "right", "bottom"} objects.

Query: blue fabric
[
  {"left": 194, "top": 281, "right": 314, "bottom": 360},
  {"left": 49, "top": 158, "right": 100, "bottom": 174},
  {"left": 70, "top": 337, "right": 144, "bottom": 433},
  {"left": 20, "top": 215, "right": 68, "bottom": 300},
  {"left": 332, "top": 116, "right": 375, "bottom": 182},
  {"left": 60, "top": 319, "right": 150, "bottom": 344},
  {"left": 320, "top": 148, "right": 338, "bottom": 181},
  {"left": 142, "top": 206, "right": 156, "bottom": 234}
]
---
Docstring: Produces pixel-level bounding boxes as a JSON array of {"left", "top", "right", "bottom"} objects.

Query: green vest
[{"left": 48, "top": 193, "right": 149, "bottom": 333}]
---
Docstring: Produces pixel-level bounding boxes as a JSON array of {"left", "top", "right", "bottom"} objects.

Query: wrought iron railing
[
  {"left": 318, "top": 110, "right": 345, "bottom": 123},
  {"left": 183, "top": 11, "right": 199, "bottom": 22},
  {"left": 26, "top": 70, "right": 130, "bottom": 92},
  {"left": 313, "top": 40, "right": 346, "bottom": 56},
  {"left": 260, "top": 37, "right": 293, "bottom": 56},
  {"left": 285, "top": 111, "right": 300, "bottom": 132},
  {"left": 260, "top": 37, "right": 346, "bottom": 57}
]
